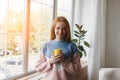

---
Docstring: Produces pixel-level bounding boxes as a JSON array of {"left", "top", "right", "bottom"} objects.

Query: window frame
[{"left": 6, "top": 0, "right": 75, "bottom": 79}]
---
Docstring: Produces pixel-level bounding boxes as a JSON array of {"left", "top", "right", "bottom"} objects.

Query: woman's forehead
[{"left": 56, "top": 22, "right": 66, "bottom": 27}]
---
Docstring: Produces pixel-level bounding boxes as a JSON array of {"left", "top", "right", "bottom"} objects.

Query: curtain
[
  {"left": 73, "top": 0, "right": 107, "bottom": 80},
  {"left": 87, "top": 0, "right": 107, "bottom": 80}
]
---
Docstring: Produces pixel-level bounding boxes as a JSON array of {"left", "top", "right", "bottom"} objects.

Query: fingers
[
  {"left": 50, "top": 57, "right": 60, "bottom": 64},
  {"left": 50, "top": 53, "right": 64, "bottom": 64}
]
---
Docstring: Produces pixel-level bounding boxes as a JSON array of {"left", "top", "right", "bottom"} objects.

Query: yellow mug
[{"left": 53, "top": 49, "right": 62, "bottom": 56}]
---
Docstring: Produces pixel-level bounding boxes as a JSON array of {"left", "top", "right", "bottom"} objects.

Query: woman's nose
[{"left": 59, "top": 29, "right": 63, "bottom": 34}]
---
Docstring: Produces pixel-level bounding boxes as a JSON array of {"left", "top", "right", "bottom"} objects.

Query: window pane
[
  {"left": 57, "top": 0, "right": 73, "bottom": 24},
  {"left": 28, "top": 0, "right": 53, "bottom": 71},
  {"left": 0, "top": 0, "right": 24, "bottom": 79}
]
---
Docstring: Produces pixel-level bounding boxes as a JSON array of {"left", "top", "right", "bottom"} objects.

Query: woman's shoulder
[
  {"left": 42, "top": 41, "right": 50, "bottom": 45},
  {"left": 41, "top": 40, "right": 54, "bottom": 46},
  {"left": 69, "top": 42, "right": 77, "bottom": 47}
]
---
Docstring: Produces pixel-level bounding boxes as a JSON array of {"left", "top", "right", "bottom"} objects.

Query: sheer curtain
[
  {"left": 87, "top": 0, "right": 107, "bottom": 80},
  {"left": 73, "top": 0, "right": 107, "bottom": 80}
]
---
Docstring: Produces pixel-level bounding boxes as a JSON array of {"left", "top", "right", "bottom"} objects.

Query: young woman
[{"left": 35, "top": 16, "right": 81, "bottom": 80}]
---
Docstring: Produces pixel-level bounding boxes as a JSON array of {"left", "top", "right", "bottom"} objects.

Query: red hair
[{"left": 50, "top": 16, "right": 71, "bottom": 42}]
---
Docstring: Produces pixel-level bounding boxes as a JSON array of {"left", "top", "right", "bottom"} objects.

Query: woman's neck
[{"left": 54, "top": 38, "right": 64, "bottom": 41}]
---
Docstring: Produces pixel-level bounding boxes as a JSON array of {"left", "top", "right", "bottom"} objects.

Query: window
[
  {"left": 0, "top": 0, "right": 73, "bottom": 79},
  {"left": 28, "top": 0, "right": 53, "bottom": 71},
  {"left": 57, "top": 0, "right": 73, "bottom": 25},
  {"left": 0, "top": 0, "right": 24, "bottom": 79}
]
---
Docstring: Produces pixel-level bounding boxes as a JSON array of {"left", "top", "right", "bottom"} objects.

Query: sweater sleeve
[
  {"left": 62, "top": 53, "right": 81, "bottom": 75},
  {"left": 35, "top": 53, "right": 52, "bottom": 73}
]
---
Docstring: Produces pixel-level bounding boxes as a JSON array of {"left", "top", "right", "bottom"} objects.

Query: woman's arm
[
  {"left": 61, "top": 53, "right": 81, "bottom": 75},
  {"left": 35, "top": 53, "right": 53, "bottom": 73}
]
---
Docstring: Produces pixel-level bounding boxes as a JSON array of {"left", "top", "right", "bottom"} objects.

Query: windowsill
[
  {"left": 6, "top": 70, "right": 36, "bottom": 80},
  {"left": 16, "top": 72, "right": 42, "bottom": 80}
]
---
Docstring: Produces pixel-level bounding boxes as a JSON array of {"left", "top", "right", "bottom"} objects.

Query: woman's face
[{"left": 54, "top": 22, "right": 66, "bottom": 41}]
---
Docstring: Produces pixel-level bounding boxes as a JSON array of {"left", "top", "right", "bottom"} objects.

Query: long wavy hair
[{"left": 50, "top": 16, "right": 71, "bottom": 42}]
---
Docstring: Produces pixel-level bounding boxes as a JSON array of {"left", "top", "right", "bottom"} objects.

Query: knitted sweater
[{"left": 35, "top": 40, "right": 81, "bottom": 80}]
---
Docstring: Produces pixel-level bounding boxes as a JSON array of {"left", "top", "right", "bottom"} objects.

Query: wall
[{"left": 106, "top": 0, "right": 120, "bottom": 67}]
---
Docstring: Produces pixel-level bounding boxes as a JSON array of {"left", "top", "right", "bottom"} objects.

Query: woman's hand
[{"left": 50, "top": 53, "right": 64, "bottom": 64}]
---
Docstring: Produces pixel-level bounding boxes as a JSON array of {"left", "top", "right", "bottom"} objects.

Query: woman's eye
[
  {"left": 62, "top": 28, "right": 65, "bottom": 30},
  {"left": 57, "top": 27, "right": 60, "bottom": 30}
]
